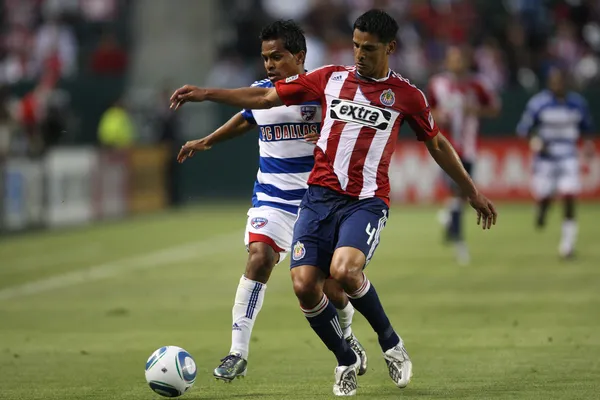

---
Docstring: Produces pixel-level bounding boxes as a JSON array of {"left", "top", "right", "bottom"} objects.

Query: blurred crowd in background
[
  {"left": 212, "top": 0, "right": 600, "bottom": 92},
  {"left": 2, "top": 0, "right": 600, "bottom": 158},
  {"left": 0, "top": 0, "right": 128, "bottom": 157}
]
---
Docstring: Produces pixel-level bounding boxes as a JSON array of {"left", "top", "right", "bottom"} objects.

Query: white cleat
[
  {"left": 383, "top": 344, "right": 412, "bottom": 389},
  {"left": 333, "top": 350, "right": 360, "bottom": 396},
  {"left": 454, "top": 241, "right": 471, "bottom": 266}
]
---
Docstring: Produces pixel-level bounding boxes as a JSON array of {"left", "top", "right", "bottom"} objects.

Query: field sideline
[{"left": 1, "top": 203, "right": 599, "bottom": 399}]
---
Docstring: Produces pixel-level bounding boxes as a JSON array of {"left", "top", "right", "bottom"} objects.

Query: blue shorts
[{"left": 290, "top": 185, "right": 389, "bottom": 275}]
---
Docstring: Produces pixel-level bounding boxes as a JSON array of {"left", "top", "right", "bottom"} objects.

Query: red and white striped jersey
[
  {"left": 427, "top": 72, "right": 499, "bottom": 161},
  {"left": 275, "top": 65, "right": 438, "bottom": 205}
]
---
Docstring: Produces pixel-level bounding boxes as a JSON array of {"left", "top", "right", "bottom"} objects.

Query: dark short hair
[
  {"left": 259, "top": 20, "right": 307, "bottom": 54},
  {"left": 353, "top": 9, "right": 399, "bottom": 43}
]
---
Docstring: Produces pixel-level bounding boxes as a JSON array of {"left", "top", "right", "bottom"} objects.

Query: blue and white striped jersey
[
  {"left": 241, "top": 79, "right": 321, "bottom": 215},
  {"left": 516, "top": 89, "right": 593, "bottom": 159}
]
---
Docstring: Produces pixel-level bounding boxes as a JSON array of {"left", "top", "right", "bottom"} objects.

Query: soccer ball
[{"left": 145, "top": 346, "right": 197, "bottom": 397}]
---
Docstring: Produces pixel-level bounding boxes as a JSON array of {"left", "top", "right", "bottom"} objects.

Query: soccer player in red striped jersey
[
  {"left": 170, "top": 9, "right": 497, "bottom": 396},
  {"left": 428, "top": 46, "right": 501, "bottom": 265}
]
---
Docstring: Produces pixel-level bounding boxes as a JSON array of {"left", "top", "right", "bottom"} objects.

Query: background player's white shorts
[
  {"left": 243, "top": 206, "right": 297, "bottom": 264},
  {"left": 532, "top": 157, "right": 581, "bottom": 199}
]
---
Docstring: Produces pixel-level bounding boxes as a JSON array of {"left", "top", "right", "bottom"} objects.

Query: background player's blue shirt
[
  {"left": 241, "top": 79, "right": 321, "bottom": 215},
  {"left": 516, "top": 89, "right": 593, "bottom": 160}
]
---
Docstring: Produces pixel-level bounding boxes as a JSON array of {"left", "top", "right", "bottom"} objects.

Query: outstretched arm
[
  {"left": 177, "top": 112, "right": 254, "bottom": 163},
  {"left": 170, "top": 85, "right": 283, "bottom": 110},
  {"left": 425, "top": 134, "right": 497, "bottom": 229}
]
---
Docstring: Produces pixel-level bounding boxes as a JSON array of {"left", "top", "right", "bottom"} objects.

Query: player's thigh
[
  {"left": 336, "top": 198, "right": 389, "bottom": 268},
  {"left": 531, "top": 159, "right": 557, "bottom": 200},
  {"left": 290, "top": 205, "right": 336, "bottom": 275},
  {"left": 557, "top": 158, "right": 581, "bottom": 196},
  {"left": 244, "top": 206, "right": 295, "bottom": 265}
]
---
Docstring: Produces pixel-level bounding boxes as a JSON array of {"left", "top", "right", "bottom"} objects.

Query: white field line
[{"left": 0, "top": 231, "right": 241, "bottom": 301}]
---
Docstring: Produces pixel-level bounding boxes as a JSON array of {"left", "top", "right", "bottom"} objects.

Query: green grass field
[{"left": 1, "top": 203, "right": 599, "bottom": 400}]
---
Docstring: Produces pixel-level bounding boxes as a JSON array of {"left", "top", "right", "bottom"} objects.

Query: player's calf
[
  {"left": 292, "top": 266, "right": 358, "bottom": 366},
  {"left": 559, "top": 195, "right": 578, "bottom": 259},
  {"left": 535, "top": 197, "right": 552, "bottom": 229},
  {"left": 324, "top": 278, "right": 369, "bottom": 375},
  {"left": 219, "top": 242, "right": 278, "bottom": 382}
]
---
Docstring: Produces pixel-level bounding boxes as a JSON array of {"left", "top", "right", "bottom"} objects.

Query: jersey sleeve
[
  {"left": 241, "top": 80, "right": 269, "bottom": 125},
  {"left": 516, "top": 97, "right": 539, "bottom": 137},
  {"left": 240, "top": 109, "right": 256, "bottom": 125},
  {"left": 274, "top": 65, "right": 334, "bottom": 106},
  {"left": 403, "top": 87, "right": 439, "bottom": 141}
]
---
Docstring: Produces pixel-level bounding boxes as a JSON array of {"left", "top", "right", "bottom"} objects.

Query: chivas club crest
[
  {"left": 380, "top": 89, "right": 396, "bottom": 107},
  {"left": 292, "top": 241, "right": 306, "bottom": 260},
  {"left": 301, "top": 105, "right": 317, "bottom": 122}
]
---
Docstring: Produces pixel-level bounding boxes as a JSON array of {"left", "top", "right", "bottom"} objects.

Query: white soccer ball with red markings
[{"left": 145, "top": 346, "right": 197, "bottom": 397}]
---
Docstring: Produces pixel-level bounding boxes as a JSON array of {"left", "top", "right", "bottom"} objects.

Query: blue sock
[
  {"left": 303, "top": 295, "right": 357, "bottom": 366},
  {"left": 447, "top": 198, "right": 463, "bottom": 241},
  {"left": 348, "top": 275, "right": 400, "bottom": 351}
]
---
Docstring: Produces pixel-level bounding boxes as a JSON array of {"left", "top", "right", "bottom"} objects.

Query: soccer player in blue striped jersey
[
  {"left": 177, "top": 20, "right": 367, "bottom": 382},
  {"left": 516, "top": 67, "right": 595, "bottom": 259}
]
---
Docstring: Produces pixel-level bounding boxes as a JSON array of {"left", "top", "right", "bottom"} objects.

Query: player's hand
[
  {"left": 467, "top": 192, "right": 497, "bottom": 230},
  {"left": 305, "top": 132, "right": 320, "bottom": 144},
  {"left": 529, "top": 136, "right": 544, "bottom": 153},
  {"left": 177, "top": 138, "right": 212, "bottom": 163},
  {"left": 170, "top": 85, "right": 207, "bottom": 110}
]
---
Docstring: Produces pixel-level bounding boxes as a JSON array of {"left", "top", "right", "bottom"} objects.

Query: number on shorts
[{"left": 365, "top": 223, "right": 376, "bottom": 246}]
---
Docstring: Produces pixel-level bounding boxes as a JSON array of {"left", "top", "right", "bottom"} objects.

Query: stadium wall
[
  {"left": 0, "top": 145, "right": 170, "bottom": 234},
  {"left": 390, "top": 138, "right": 600, "bottom": 204}
]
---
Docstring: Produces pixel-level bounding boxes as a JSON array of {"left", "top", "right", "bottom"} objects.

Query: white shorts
[
  {"left": 243, "top": 206, "right": 297, "bottom": 264},
  {"left": 532, "top": 158, "right": 581, "bottom": 200}
]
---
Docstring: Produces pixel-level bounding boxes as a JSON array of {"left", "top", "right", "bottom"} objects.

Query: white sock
[
  {"left": 230, "top": 275, "right": 266, "bottom": 360},
  {"left": 336, "top": 302, "right": 355, "bottom": 340},
  {"left": 559, "top": 219, "right": 578, "bottom": 256}
]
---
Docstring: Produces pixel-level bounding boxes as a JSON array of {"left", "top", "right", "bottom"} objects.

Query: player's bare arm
[
  {"left": 170, "top": 85, "right": 283, "bottom": 110},
  {"left": 425, "top": 133, "right": 497, "bottom": 229},
  {"left": 177, "top": 113, "right": 254, "bottom": 163}
]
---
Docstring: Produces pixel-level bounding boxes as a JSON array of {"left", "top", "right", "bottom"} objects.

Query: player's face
[
  {"left": 446, "top": 46, "right": 466, "bottom": 74},
  {"left": 261, "top": 39, "right": 305, "bottom": 83},
  {"left": 548, "top": 68, "right": 566, "bottom": 96},
  {"left": 353, "top": 29, "right": 395, "bottom": 78}
]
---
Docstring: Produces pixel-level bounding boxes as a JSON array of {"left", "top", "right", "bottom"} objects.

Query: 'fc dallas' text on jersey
[
  {"left": 427, "top": 73, "right": 499, "bottom": 161},
  {"left": 241, "top": 78, "right": 320, "bottom": 215},
  {"left": 275, "top": 65, "right": 438, "bottom": 205}
]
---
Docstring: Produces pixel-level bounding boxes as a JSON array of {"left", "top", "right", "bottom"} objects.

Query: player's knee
[
  {"left": 291, "top": 267, "right": 320, "bottom": 304},
  {"left": 245, "top": 242, "right": 278, "bottom": 283},
  {"left": 330, "top": 248, "right": 365, "bottom": 288}
]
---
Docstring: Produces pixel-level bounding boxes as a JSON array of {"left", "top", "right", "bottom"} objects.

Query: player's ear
[
  {"left": 295, "top": 50, "right": 306, "bottom": 66},
  {"left": 386, "top": 40, "right": 396, "bottom": 56}
]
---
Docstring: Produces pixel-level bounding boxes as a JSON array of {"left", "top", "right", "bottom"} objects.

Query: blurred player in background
[
  {"left": 170, "top": 9, "right": 497, "bottom": 396},
  {"left": 428, "top": 45, "right": 501, "bottom": 265},
  {"left": 516, "top": 67, "right": 594, "bottom": 259},
  {"left": 177, "top": 20, "right": 367, "bottom": 382}
]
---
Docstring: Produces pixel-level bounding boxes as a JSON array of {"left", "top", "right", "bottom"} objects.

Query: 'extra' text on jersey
[{"left": 241, "top": 79, "right": 321, "bottom": 215}]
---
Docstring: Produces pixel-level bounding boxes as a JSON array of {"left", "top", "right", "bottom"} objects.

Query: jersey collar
[{"left": 356, "top": 68, "right": 392, "bottom": 82}]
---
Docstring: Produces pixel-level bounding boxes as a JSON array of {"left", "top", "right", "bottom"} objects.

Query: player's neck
[{"left": 357, "top": 67, "right": 391, "bottom": 81}]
